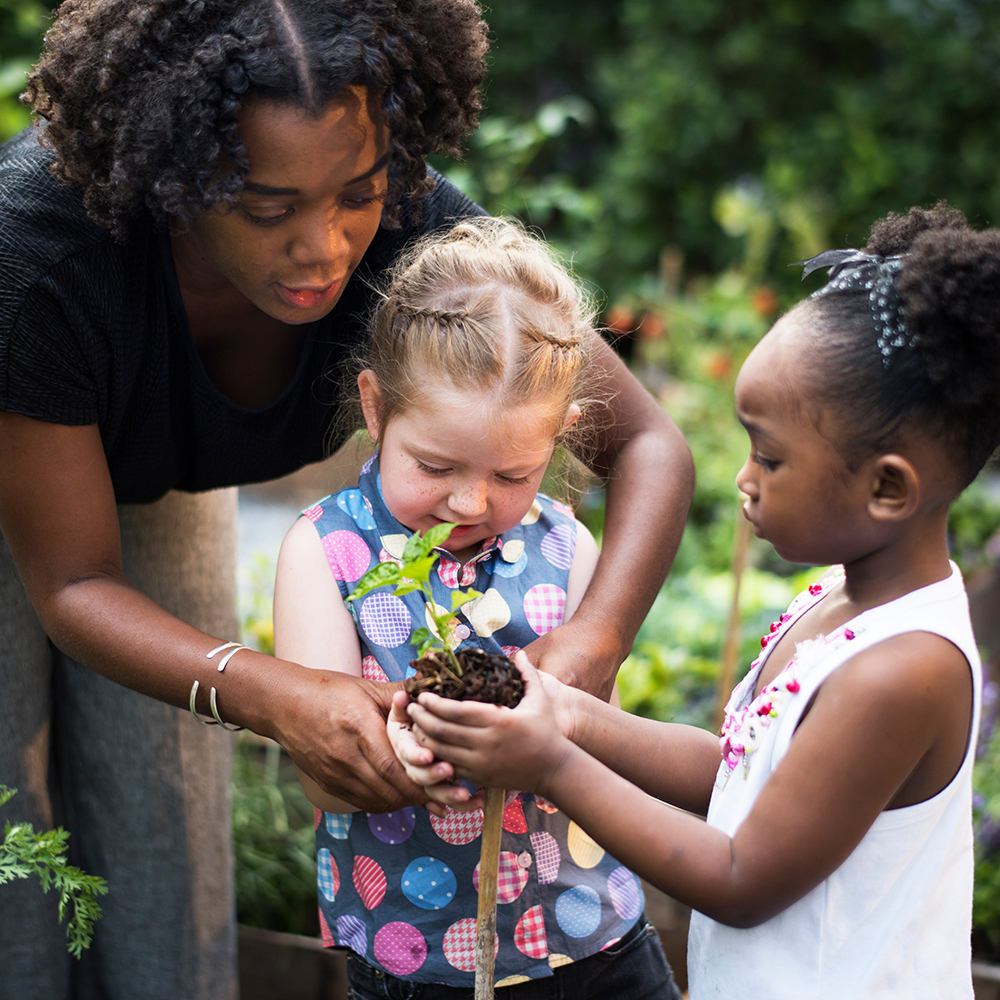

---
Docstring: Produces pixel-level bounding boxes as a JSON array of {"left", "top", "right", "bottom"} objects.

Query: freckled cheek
[
  {"left": 395, "top": 472, "right": 444, "bottom": 514},
  {"left": 491, "top": 489, "right": 535, "bottom": 527}
]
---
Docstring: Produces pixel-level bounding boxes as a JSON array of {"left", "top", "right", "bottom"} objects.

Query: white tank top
[{"left": 687, "top": 563, "right": 980, "bottom": 999}]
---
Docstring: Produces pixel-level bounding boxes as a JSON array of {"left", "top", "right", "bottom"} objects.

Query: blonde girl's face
[
  {"left": 360, "top": 372, "right": 577, "bottom": 562},
  {"left": 734, "top": 312, "right": 880, "bottom": 567}
]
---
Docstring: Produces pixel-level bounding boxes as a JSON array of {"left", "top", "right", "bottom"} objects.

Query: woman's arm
[
  {"left": 525, "top": 334, "right": 694, "bottom": 699},
  {"left": 408, "top": 635, "right": 971, "bottom": 926},
  {"left": 0, "top": 412, "right": 425, "bottom": 812}
]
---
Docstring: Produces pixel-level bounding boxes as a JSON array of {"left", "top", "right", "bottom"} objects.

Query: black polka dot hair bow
[{"left": 796, "top": 249, "right": 912, "bottom": 368}]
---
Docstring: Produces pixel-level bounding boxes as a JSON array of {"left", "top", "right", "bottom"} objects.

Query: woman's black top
[{"left": 0, "top": 127, "right": 482, "bottom": 504}]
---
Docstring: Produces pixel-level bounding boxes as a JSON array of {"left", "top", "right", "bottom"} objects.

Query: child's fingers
[
  {"left": 392, "top": 728, "right": 435, "bottom": 768},
  {"left": 388, "top": 691, "right": 441, "bottom": 779},
  {"left": 389, "top": 689, "right": 412, "bottom": 724},
  {"left": 423, "top": 780, "right": 480, "bottom": 809},
  {"left": 388, "top": 717, "right": 434, "bottom": 766},
  {"left": 408, "top": 723, "right": 504, "bottom": 783},
  {"left": 512, "top": 648, "right": 542, "bottom": 683},
  {"left": 400, "top": 756, "right": 454, "bottom": 785},
  {"left": 388, "top": 690, "right": 426, "bottom": 755},
  {"left": 411, "top": 690, "right": 508, "bottom": 727},
  {"left": 407, "top": 700, "right": 503, "bottom": 750}
]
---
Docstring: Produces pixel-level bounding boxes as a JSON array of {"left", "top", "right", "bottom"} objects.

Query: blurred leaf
[{"left": 231, "top": 743, "right": 318, "bottom": 936}]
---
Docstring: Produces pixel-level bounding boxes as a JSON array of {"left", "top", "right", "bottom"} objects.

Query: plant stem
[
  {"left": 445, "top": 645, "right": 465, "bottom": 678},
  {"left": 475, "top": 787, "right": 505, "bottom": 1000}
]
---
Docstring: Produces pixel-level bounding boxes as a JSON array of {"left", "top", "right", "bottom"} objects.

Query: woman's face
[{"left": 173, "top": 86, "right": 390, "bottom": 324}]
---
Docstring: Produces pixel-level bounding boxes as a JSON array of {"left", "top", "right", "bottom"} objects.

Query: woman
[{"left": 0, "top": 2, "right": 694, "bottom": 998}]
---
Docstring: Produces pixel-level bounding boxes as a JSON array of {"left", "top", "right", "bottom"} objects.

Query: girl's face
[
  {"left": 361, "top": 374, "right": 576, "bottom": 563},
  {"left": 734, "top": 313, "right": 879, "bottom": 566},
  {"left": 172, "top": 86, "right": 390, "bottom": 324}
]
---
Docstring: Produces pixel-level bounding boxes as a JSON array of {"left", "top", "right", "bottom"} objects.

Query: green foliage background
[
  {"left": 444, "top": 0, "right": 1000, "bottom": 299},
  {"left": 5, "top": 0, "right": 1000, "bottom": 951},
  {"left": 0, "top": 1, "right": 55, "bottom": 138}
]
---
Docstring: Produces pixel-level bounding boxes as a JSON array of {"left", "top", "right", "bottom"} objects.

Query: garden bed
[{"left": 238, "top": 924, "right": 347, "bottom": 1000}]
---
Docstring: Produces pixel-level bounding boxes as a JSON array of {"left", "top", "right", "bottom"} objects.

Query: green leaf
[
  {"left": 392, "top": 580, "right": 424, "bottom": 597},
  {"left": 401, "top": 530, "right": 431, "bottom": 563},
  {"left": 420, "top": 522, "right": 457, "bottom": 553},
  {"left": 401, "top": 555, "right": 437, "bottom": 586},
  {"left": 452, "top": 588, "right": 483, "bottom": 611},
  {"left": 346, "top": 562, "right": 403, "bottom": 602},
  {"left": 0, "top": 787, "right": 107, "bottom": 957},
  {"left": 411, "top": 627, "right": 432, "bottom": 648}
]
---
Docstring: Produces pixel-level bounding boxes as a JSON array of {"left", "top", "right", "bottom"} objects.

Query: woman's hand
[
  {"left": 405, "top": 654, "right": 574, "bottom": 795},
  {"left": 523, "top": 614, "right": 621, "bottom": 699},
  {"left": 263, "top": 668, "right": 430, "bottom": 814}
]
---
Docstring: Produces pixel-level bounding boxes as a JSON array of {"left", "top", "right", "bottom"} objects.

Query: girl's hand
[
  {"left": 406, "top": 654, "right": 573, "bottom": 794},
  {"left": 387, "top": 690, "right": 481, "bottom": 813},
  {"left": 524, "top": 652, "right": 579, "bottom": 744}
]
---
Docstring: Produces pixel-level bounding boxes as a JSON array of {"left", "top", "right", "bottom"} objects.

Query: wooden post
[
  {"left": 475, "top": 786, "right": 505, "bottom": 1000},
  {"left": 714, "top": 506, "right": 753, "bottom": 730}
]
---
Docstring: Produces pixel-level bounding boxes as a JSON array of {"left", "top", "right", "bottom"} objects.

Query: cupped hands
[{"left": 388, "top": 652, "right": 577, "bottom": 806}]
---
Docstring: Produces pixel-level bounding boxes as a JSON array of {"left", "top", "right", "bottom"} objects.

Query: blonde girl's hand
[
  {"left": 406, "top": 653, "right": 573, "bottom": 794},
  {"left": 387, "top": 690, "right": 481, "bottom": 813}
]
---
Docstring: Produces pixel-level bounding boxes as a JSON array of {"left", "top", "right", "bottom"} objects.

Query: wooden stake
[
  {"left": 714, "top": 505, "right": 753, "bottom": 730},
  {"left": 475, "top": 786, "right": 505, "bottom": 1000}
]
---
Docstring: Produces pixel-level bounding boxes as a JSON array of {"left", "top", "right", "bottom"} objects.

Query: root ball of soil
[{"left": 405, "top": 649, "right": 524, "bottom": 708}]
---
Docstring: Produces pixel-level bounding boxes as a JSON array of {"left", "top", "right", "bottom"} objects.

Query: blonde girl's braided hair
[{"left": 362, "top": 216, "right": 595, "bottom": 442}]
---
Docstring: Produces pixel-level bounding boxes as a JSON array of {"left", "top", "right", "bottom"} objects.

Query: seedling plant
[{"left": 347, "top": 522, "right": 524, "bottom": 707}]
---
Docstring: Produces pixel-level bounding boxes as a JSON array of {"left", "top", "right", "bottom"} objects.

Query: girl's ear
[
  {"left": 358, "top": 370, "right": 383, "bottom": 442},
  {"left": 867, "top": 454, "right": 920, "bottom": 522},
  {"left": 562, "top": 403, "right": 582, "bottom": 430}
]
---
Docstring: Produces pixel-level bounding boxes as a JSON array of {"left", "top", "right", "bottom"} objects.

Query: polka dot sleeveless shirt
[{"left": 302, "top": 454, "right": 644, "bottom": 986}]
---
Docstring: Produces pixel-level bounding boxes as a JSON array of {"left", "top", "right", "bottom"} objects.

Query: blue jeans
[{"left": 344, "top": 916, "right": 684, "bottom": 1000}]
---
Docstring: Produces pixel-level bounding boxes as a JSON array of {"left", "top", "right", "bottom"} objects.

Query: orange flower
[
  {"left": 604, "top": 305, "right": 637, "bottom": 335},
  {"left": 638, "top": 312, "right": 666, "bottom": 340},
  {"left": 750, "top": 286, "right": 779, "bottom": 317},
  {"left": 705, "top": 351, "right": 732, "bottom": 381}
]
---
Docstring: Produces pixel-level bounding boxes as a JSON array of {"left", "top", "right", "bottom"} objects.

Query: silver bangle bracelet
[
  {"left": 188, "top": 641, "right": 248, "bottom": 730},
  {"left": 188, "top": 679, "right": 244, "bottom": 731},
  {"left": 206, "top": 640, "right": 246, "bottom": 672}
]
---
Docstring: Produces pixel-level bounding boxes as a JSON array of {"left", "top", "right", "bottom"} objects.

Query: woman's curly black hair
[
  {"left": 800, "top": 202, "right": 1000, "bottom": 488},
  {"left": 22, "top": 0, "right": 488, "bottom": 236}
]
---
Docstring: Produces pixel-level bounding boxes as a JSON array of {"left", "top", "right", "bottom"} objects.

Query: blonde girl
[
  {"left": 275, "top": 218, "right": 684, "bottom": 999},
  {"left": 401, "top": 204, "right": 1000, "bottom": 999}
]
